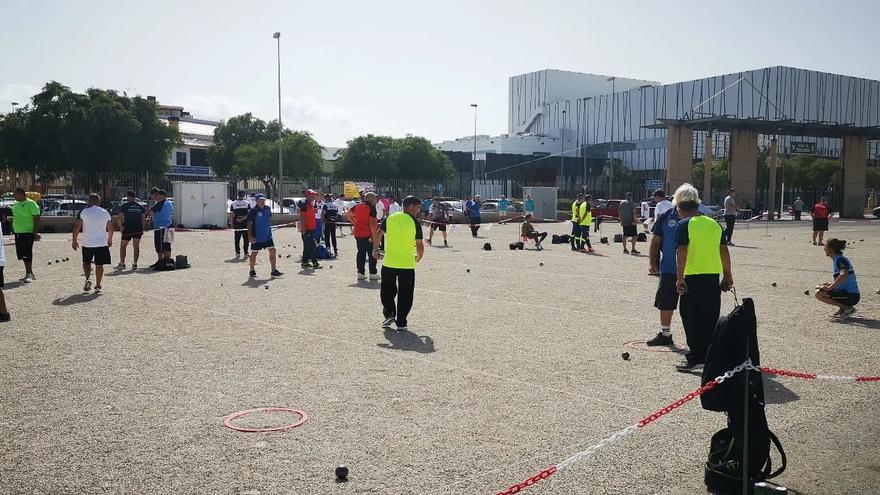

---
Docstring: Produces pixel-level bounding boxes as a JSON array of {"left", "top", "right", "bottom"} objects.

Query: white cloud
[{"left": 281, "top": 96, "right": 360, "bottom": 147}]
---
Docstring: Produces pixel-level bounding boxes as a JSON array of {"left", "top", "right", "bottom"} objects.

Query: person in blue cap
[{"left": 247, "top": 194, "right": 283, "bottom": 278}]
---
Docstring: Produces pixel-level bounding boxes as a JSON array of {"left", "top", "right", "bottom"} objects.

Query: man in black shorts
[
  {"left": 426, "top": 197, "right": 450, "bottom": 246},
  {"left": 72, "top": 194, "right": 114, "bottom": 292},
  {"left": 618, "top": 192, "right": 639, "bottom": 254},
  {"left": 116, "top": 190, "right": 146, "bottom": 270},
  {"left": 228, "top": 190, "right": 251, "bottom": 259}
]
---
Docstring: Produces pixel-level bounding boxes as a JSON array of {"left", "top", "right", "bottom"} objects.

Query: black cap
[
  {"left": 127, "top": 190, "right": 136, "bottom": 197},
  {"left": 402, "top": 196, "right": 421, "bottom": 207},
  {"left": 238, "top": 190, "right": 246, "bottom": 197}
]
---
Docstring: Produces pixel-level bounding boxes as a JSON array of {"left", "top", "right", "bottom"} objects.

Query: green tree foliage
[
  {"left": 333, "top": 134, "right": 453, "bottom": 180},
  {"left": 230, "top": 131, "right": 323, "bottom": 195},
  {"left": 0, "top": 81, "right": 179, "bottom": 178},
  {"left": 692, "top": 158, "right": 730, "bottom": 193},
  {"left": 207, "top": 113, "right": 273, "bottom": 177},
  {"left": 779, "top": 155, "right": 841, "bottom": 189}
]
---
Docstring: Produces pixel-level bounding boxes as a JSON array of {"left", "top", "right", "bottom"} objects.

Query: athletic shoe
[
  {"left": 840, "top": 307, "right": 857, "bottom": 319},
  {"left": 0, "top": 313, "right": 10, "bottom": 323},
  {"left": 587, "top": 247, "right": 596, "bottom": 253},
  {"left": 818, "top": 242, "right": 825, "bottom": 246},
  {"left": 631, "top": 249, "right": 641, "bottom": 255},
  {"left": 382, "top": 317, "right": 395, "bottom": 328},
  {"left": 94, "top": 285, "right": 102, "bottom": 293},
  {"left": 830, "top": 308, "right": 845, "bottom": 319},
  {"left": 83, "top": 279, "right": 92, "bottom": 292},
  {"left": 396, "top": 325, "right": 408, "bottom": 332},
  {"left": 301, "top": 263, "right": 311, "bottom": 269},
  {"left": 357, "top": 273, "right": 367, "bottom": 281},
  {"left": 646, "top": 332, "right": 674, "bottom": 346},
  {"left": 675, "top": 359, "right": 703, "bottom": 372},
  {"left": 623, "top": 249, "right": 630, "bottom": 254},
  {"left": 312, "top": 263, "right": 323, "bottom": 269},
  {"left": 115, "top": 263, "right": 126, "bottom": 270},
  {"left": 369, "top": 273, "right": 381, "bottom": 281},
  {"left": 233, "top": 253, "right": 240, "bottom": 260},
  {"left": 131, "top": 263, "right": 138, "bottom": 270},
  {"left": 727, "top": 242, "right": 735, "bottom": 246},
  {"left": 444, "top": 240, "right": 448, "bottom": 246},
  {"left": 270, "top": 269, "right": 283, "bottom": 277},
  {"left": 249, "top": 269, "right": 257, "bottom": 278}
]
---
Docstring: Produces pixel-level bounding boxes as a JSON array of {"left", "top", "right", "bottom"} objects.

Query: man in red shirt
[
  {"left": 810, "top": 197, "right": 832, "bottom": 246},
  {"left": 347, "top": 192, "right": 380, "bottom": 281},
  {"left": 297, "top": 189, "right": 322, "bottom": 269}
]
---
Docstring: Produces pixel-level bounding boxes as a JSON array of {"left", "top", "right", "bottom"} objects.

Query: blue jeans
[{"left": 302, "top": 230, "right": 318, "bottom": 264}]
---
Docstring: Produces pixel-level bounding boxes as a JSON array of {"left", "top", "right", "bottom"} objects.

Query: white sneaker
[
  {"left": 357, "top": 273, "right": 367, "bottom": 281},
  {"left": 396, "top": 325, "right": 408, "bottom": 332},
  {"left": 23, "top": 274, "right": 34, "bottom": 283},
  {"left": 369, "top": 273, "right": 381, "bottom": 281},
  {"left": 83, "top": 279, "right": 92, "bottom": 292}
]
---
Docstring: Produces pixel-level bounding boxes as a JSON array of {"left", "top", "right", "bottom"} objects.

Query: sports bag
[{"left": 704, "top": 407, "right": 786, "bottom": 493}]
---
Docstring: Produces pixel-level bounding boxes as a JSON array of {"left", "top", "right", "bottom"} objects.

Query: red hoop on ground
[
  {"left": 223, "top": 407, "right": 309, "bottom": 433},
  {"left": 624, "top": 340, "right": 688, "bottom": 354}
]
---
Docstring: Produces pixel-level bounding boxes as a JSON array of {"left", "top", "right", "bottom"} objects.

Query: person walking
[
  {"left": 810, "top": 197, "right": 832, "bottom": 246},
  {"left": 149, "top": 189, "right": 174, "bottom": 269},
  {"left": 247, "top": 194, "right": 283, "bottom": 278},
  {"left": 116, "top": 190, "right": 146, "bottom": 269},
  {"left": 673, "top": 183, "right": 733, "bottom": 371},
  {"left": 646, "top": 201, "right": 682, "bottom": 346},
  {"left": 466, "top": 195, "right": 482, "bottom": 237},
  {"left": 0, "top": 219, "right": 10, "bottom": 322},
  {"left": 72, "top": 194, "right": 114, "bottom": 292},
  {"left": 618, "top": 192, "right": 639, "bottom": 254},
  {"left": 722, "top": 188, "right": 738, "bottom": 245},
  {"left": 228, "top": 190, "right": 251, "bottom": 259},
  {"left": 10, "top": 188, "right": 41, "bottom": 283},
  {"left": 297, "top": 190, "right": 322, "bottom": 269},
  {"left": 427, "top": 197, "right": 451, "bottom": 246},
  {"left": 792, "top": 196, "right": 804, "bottom": 221},
  {"left": 525, "top": 194, "right": 535, "bottom": 218},
  {"left": 347, "top": 192, "right": 379, "bottom": 281},
  {"left": 374, "top": 196, "right": 425, "bottom": 331},
  {"left": 321, "top": 193, "right": 340, "bottom": 257}
]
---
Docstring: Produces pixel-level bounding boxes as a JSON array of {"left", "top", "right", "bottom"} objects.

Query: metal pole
[
  {"left": 561, "top": 109, "right": 566, "bottom": 194},
  {"left": 470, "top": 104, "right": 478, "bottom": 189},
  {"left": 767, "top": 137, "right": 778, "bottom": 220},
  {"left": 704, "top": 130, "right": 713, "bottom": 203},
  {"left": 608, "top": 77, "right": 616, "bottom": 199},
  {"left": 742, "top": 333, "right": 750, "bottom": 495},
  {"left": 273, "top": 32, "right": 283, "bottom": 211}
]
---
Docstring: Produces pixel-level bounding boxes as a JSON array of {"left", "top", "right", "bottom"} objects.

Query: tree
[
  {"left": 231, "top": 132, "right": 323, "bottom": 196},
  {"left": 692, "top": 158, "right": 730, "bottom": 196},
  {"left": 207, "top": 113, "right": 273, "bottom": 177},
  {"left": 333, "top": 134, "right": 453, "bottom": 180},
  {"left": 393, "top": 135, "right": 454, "bottom": 180}
]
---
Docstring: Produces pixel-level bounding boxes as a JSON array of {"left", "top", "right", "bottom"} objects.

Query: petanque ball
[
  {"left": 48, "top": 262, "right": 52, "bottom": 265},
  {"left": 335, "top": 465, "right": 349, "bottom": 480},
  {"left": 621, "top": 352, "right": 630, "bottom": 361},
  {"left": 804, "top": 290, "right": 810, "bottom": 295},
  {"left": 876, "top": 289, "right": 880, "bottom": 295},
  {"left": 264, "top": 285, "right": 269, "bottom": 289},
  {"left": 539, "top": 263, "right": 544, "bottom": 267},
  {"left": 466, "top": 269, "right": 470, "bottom": 273},
  {"left": 771, "top": 282, "right": 777, "bottom": 287},
  {"left": 55, "top": 259, "right": 59, "bottom": 263}
]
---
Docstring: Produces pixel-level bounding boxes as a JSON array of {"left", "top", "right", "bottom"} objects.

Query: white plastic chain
[
  {"left": 555, "top": 425, "right": 639, "bottom": 472},
  {"left": 713, "top": 359, "right": 757, "bottom": 384},
  {"left": 815, "top": 375, "right": 856, "bottom": 381}
]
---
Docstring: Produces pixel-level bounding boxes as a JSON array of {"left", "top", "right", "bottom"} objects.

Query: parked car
[
  {"left": 873, "top": 206, "right": 880, "bottom": 218},
  {"left": 590, "top": 199, "right": 625, "bottom": 220},
  {"left": 42, "top": 199, "right": 89, "bottom": 217}
]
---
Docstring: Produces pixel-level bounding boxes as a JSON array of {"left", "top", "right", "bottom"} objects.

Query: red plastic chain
[
  {"left": 495, "top": 466, "right": 557, "bottom": 495},
  {"left": 637, "top": 381, "right": 717, "bottom": 428},
  {"left": 760, "top": 367, "right": 817, "bottom": 379},
  {"left": 856, "top": 376, "right": 880, "bottom": 382}
]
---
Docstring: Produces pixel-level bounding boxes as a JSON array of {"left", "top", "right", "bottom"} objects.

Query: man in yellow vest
[
  {"left": 570, "top": 193, "right": 585, "bottom": 251},
  {"left": 577, "top": 194, "right": 595, "bottom": 253},
  {"left": 673, "top": 183, "right": 733, "bottom": 372},
  {"left": 373, "top": 196, "right": 425, "bottom": 331}
]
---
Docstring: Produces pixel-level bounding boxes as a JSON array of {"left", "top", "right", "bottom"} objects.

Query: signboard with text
[
  {"left": 790, "top": 141, "right": 816, "bottom": 155},
  {"left": 169, "top": 165, "right": 211, "bottom": 176}
]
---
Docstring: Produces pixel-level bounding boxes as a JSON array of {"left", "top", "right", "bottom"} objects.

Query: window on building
[
  {"left": 176, "top": 151, "right": 187, "bottom": 166},
  {"left": 190, "top": 148, "right": 208, "bottom": 167}
]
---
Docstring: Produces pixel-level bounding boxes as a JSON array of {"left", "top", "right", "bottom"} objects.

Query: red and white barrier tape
[{"left": 494, "top": 360, "right": 879, "bottom": 494}]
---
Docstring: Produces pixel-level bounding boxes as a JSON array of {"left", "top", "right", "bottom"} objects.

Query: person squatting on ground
[
  {"left": 72, "top": 194, "right": 113, "bottom": 293},
  {"left": 722, "top": 188, "right": 738, "bottom": 245},
  {"left": 348, "top": 192, "right": 380, "bottom": 281},
  {"left": 0, "top": 219, "right": 11, "bottom": 322},
  {"left": 149, "top": 188, "right": 174, "bottom": 269},
  {"left": 673, "top": 183, "right": 733, "bottom": 372},
  {"left": 815, "top": 238, "right": 860, "bottom": 319},
  {"left": 618, "top": 192, "right": 640, "bottom": 254},
  {"left": 426, "top": 198, "right": 451, "bottom": 247},
  {"left": 229, "top": 190, "right": 251, "bottom": 259},
  {"left": 116, "top": 190, "right": 146, "bottom": 269},
  {"left": 647, "top": 194, "right": 681, "bottom": 346},
  {"left": 297, "top": 190, "right": 322, "bottom": 270},
  {"left": 466, "top": 195, "right": 482, "bottom": 237},
  {"left": 374, "top": 196, "right": 424, "bottom": 332},
  {"left": 520, "top": 214, "right": 546, "bottom": 250},
  {"left": 811, "top": 197, "right": 832, "bottom": 246},
  {"left": 247, "top": 194, "right": 282, "bottom": 278},
  {"left": 10, "top": 187, "right": 41, "bottom": 283},
  {"left": 321, "top": 193, "right": 339, "bottom": 257}
]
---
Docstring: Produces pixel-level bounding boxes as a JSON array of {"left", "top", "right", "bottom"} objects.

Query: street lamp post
[
  {"left": 561, "top": 109, "right": 566, "bottom": 192},
  {"left": 273, "top": 32, "right": 283, "bottom": 211},
  {"left": 470, "top": 103, "right": 478, "bottom": 187},
  {"left": 607, "top": 76, "right": 616, "bottom": 198}
]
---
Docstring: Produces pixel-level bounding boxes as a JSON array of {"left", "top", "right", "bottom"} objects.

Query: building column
[
  {"left": 841, "top": 135, "right": 867, "bottom": 218},
  {"left": 665, "top": 125, "right": 693, "bottom": 193},
  {"left": 728, "top": 129, "right": 758, "bottom": 211}
]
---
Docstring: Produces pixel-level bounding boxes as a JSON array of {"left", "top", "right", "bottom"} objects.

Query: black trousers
[
  {"left": 323, "top": 222, "right": 337, "bottom": 253},
  {"left": 723, "top": 215, "right": 736, "bottom": 243},
  {"left": 527, "top": 232, "right": 547, "bottom": 243},
  {"left": 570, "top": 222, "right": 579, "bottom": 250},
  {"left": 794, "top": 210, "right": 802, "bottom": 221},
  {"left": 381, "top": 266, "right": 415, "bottom": 327},
  {"left": 234, "top": 230, "right": 249, "bottom": 254},
  {"left": 356, "top": 237, "right": 377, "bottom": 275},
  {"left": 469, "top": 219, "right": 480, "bottom": 237},
  {"left": 301, "top": 230, "right": 318, "bottom": 264},
  {"left": 680, "top": 274, "right": 721, "bottom": 364}
]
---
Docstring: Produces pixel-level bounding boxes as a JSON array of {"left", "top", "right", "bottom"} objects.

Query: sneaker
[
  {"left": 312, "top": 263, "right": 323, "bottom": 269},
  {"left": 444, "top": 240, "right": 448, "bottom": 246},
  {"left": 840, "top": 307, "right": 857, "bottom": 319},
  {"left": 270, "top": 269, "right": 283, "bottom": 277},
  {"left": 249, "top": 269, "right": 257, "bottom": 278},
  {"left": 587, "top": 247, "right": 596, "bottom": 253},
  {"left": 131, "top": 263, "right": 138, "bottom": 270},
  {"left": 646, "top": 332, "right": 674, "bottom": 346},
  {"left": 83, "top": 279, "right": 92, "bottom": 292},
  {"left": 812, "top": 241, "right": 817, "bottom": 245},
  {"left": 357, "top": 273, "right": 367, "bottom": 281},
  {"left": 623, "top": 249, "right": 630, "bottom": 254},
  {"left": 0, "top": 312, "right": 10, "bottom": 323},
  {"left": 22, "top": 274, "right": 34, "bottom": 283},
  {"left": 396, "top": 325, "right": 408, "bottom": 332},
  {"left": 369, "top": 273, "right": 381, "bottom": 281},
  {"left": 727, "top": 242, "right": 734, "bottom": 246},
  {"left": 301, "top": 263, "right": 311, "bottom": 269},
  {"left": 382, "top": 317, "right": 395, "bottom": 328},
  {"left": 115, "top": 263, "right": 126, "bottom": 270},
  {"left": 818, "top": 241, "right": 825, "bottom": 246},
  {"left": 233, "top": 253, "right": 240, "bottom": 260},
  {"left": 426, "top": 239, "right": 432, "bottom": 245},
  {"left": 631, "top": 249, "right": 641, "bottom": 255},
  {"left": 94, "top": 285, "right": 102, "bottom": 293},
  {"left": 675, "top": 359, "right": 704, "bottom": 372}
]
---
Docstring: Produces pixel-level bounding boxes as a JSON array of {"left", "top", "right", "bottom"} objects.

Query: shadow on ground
[
  {"left": 52, "top": 293, "right": 101, "bottom": 305},
  {"left": 831, "top": 317, "right": 880, "bottom": 330},
  {"left": 763, "top": 375, "right": 800, "bottom": 405},
  {"left": 378, "top": 330, "right": 435, "bottom": 353}
]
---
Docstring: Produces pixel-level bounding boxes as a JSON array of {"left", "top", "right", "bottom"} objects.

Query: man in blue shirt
[
  {"left": 646, "top": 203, "right": 680, "bottom": 346},
  {"left": 149, "top": 188, "right": 174, "bottom": 269},
  {"left": 465, "top": 195, "right": 481, "bottom": 237},
  {"left": 497, "top": 195, "right": 511, "bottom": 223},
  {"left": 247, "top": 194, "right": 282, "bottom": 278}
]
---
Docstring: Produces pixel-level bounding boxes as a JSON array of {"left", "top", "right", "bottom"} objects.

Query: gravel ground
[{"left": 1, "top": 218, "right": 879, "bottom": 495}]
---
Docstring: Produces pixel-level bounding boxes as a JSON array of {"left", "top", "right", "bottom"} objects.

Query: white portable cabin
[
  {"left": 521, "top": 187, "right": 558, "bottom": 222},
  {"left": 172, "top": 181, "right": 229, "bottom": 228}
]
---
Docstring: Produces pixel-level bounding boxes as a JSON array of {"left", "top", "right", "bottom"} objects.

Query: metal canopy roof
[{"left": 643, "top": 117, "right": 880, "bottom": 139}]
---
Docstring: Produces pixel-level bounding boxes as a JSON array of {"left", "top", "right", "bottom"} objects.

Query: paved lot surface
[{"left": 1, "top": 218, "right": 879, "bottom": 494}]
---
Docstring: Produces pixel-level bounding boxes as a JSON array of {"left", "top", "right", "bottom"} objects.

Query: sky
[{"left": 1, "top": 0, "right": 879, "bottom": 147}]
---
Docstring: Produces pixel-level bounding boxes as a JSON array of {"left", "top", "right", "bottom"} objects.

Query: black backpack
[{"left": 701, "top": 298, "right": 786, "bottom": 493}]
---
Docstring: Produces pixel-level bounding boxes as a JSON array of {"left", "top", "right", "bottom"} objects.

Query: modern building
[
  {"left": 153, "top": 99, "right": 220, "bottom": 180},
  {"left": 437, "top": 66, "right": 880, "bottom": 215}
]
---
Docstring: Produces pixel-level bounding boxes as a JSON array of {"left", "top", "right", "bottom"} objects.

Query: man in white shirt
[
  {"left": 375, "top": 195, "right": 386, "bottom": 221},
  {"left": 388, "top": 196, "right": 402, "bottom": 215},
  {"left": 333, "top": 194, "right": 348, "bottom": 237},
  {"left": 0, "top": 219, "right": 9, "bottom": 322},
  {"left": 644, "top": 189, "right": 673, "bottom": 232},
  {"left": 72, "top": 194, "right": 114, "bottom": 292}
]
